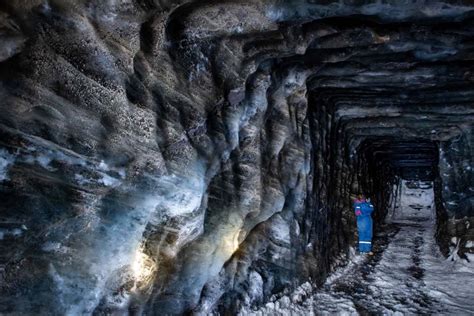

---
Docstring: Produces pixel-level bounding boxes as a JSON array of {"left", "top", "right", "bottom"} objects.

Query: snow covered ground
[{"left": 240, "top": 181, "right": 474, "bottom": 315}]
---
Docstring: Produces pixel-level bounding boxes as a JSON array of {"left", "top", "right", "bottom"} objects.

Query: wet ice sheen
[{"left": 241, "top": 181, "right": 474, "bottom": 315}]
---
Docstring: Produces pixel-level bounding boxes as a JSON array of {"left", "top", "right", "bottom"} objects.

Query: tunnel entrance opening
[
  {"left": 354, "top": 138, "right": 439, "bottom": 227},
  {"left": 387, "top": 179, "right": 435, "bottom": 224}
]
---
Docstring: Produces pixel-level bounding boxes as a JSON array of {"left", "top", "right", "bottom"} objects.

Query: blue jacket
[{"left": 354, "top": 201, "right": 374, "bottom": 217}]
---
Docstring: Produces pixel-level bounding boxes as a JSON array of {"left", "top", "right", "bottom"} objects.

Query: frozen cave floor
[{"left": 241, "top": 209, "right": 474, "bottom": 315}]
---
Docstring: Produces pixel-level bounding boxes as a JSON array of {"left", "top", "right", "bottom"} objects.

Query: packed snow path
[{"left": 242, "top": 183, "right": 474, "bottom": 315}]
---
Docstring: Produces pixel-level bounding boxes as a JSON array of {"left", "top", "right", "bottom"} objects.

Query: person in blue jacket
[{"left": 354, "top": 194, "right": 374, "bottom": 254}]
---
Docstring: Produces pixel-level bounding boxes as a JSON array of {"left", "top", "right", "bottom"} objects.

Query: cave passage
[
  {"left": 246, "top": 179, "right": 474, "bottom": 315},
  {"left": 0, "top": 1, "right": 473, "bottom": 315},
  {"left": 355, "top": 138, "right": 439, "bottom": 224},
  {"left": 242, "top": 135, "right": 474, "bottom": 314}
]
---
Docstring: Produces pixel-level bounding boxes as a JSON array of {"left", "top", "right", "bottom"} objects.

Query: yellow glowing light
[
  {"left": 222, "top": 229, "right": 241, "bottom": 255},
  {"left": 131, "top": 246, "right": 156, "bottom": 289}
]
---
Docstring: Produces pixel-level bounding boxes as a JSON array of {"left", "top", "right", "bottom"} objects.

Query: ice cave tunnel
[{"left": 0, "top": 0, "right": 473, "bottom": 315}]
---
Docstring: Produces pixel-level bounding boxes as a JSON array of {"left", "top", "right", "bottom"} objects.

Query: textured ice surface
[{"left": 0, "top": 148, "right": 15, "bottom": 181}]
